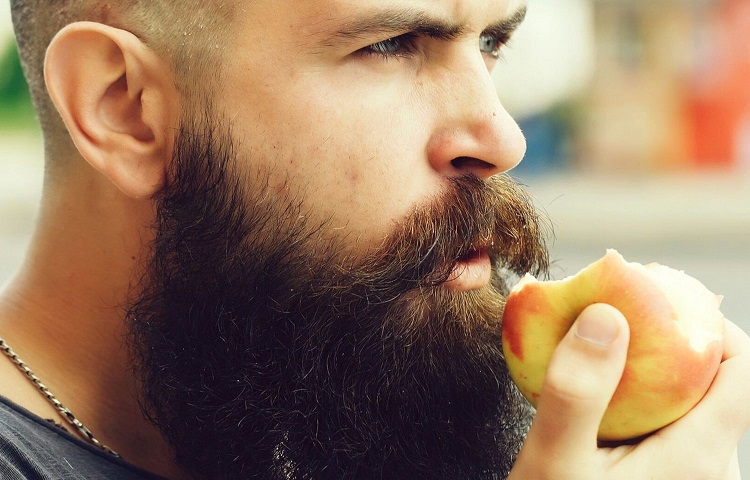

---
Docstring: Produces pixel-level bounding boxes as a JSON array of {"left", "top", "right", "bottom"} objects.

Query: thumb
[{"left": 529, "top": 303, "right": 630, "bottom": 451}]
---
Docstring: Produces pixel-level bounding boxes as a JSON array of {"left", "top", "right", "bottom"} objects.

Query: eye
[
  {"left": 360, "top": 34, "right": 418, "bottom": 60},
  {"left": 479, "top": 32, "right": 506, "bottom": 59}
]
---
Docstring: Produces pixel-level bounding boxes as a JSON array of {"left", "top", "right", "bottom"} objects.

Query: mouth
[{"left": 442, "top": 248, "right": 492, "bottom": 291}]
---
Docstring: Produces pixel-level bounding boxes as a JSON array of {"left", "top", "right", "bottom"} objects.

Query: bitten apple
[{"left": 501, "top": 249, "right": 725, "bottom": 441}]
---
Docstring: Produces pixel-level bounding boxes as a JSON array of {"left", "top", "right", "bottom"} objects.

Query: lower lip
[{"left": 443, "top": 250, "right": 492, "bottom": 291}]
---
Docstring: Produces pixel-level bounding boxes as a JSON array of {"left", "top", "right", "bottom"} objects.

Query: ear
[{"left": 44, "top": 22, "right": 179, "bottom": 199}]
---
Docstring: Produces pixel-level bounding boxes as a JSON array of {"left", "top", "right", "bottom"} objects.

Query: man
[{"left": 1, "top": 0, "right": 749, "bottom": 479}]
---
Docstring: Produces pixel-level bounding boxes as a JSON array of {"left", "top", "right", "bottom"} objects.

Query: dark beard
[{"left": 126, "top": 110, "right": 549, "bottom": 480}]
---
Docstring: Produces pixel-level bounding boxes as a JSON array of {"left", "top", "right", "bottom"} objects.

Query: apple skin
[{"left": 501, "top": 249, "right": 725, "bottom": 441}]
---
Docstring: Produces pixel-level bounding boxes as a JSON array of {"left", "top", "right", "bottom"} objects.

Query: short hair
[{"left": 10, "top": 0, "right": 234, "bottom": 159}]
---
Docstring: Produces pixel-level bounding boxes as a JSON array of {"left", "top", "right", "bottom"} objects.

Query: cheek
[{"left": 225, "top": 84, "right": 435, "bottom": 244}]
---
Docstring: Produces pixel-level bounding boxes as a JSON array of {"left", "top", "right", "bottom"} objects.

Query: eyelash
[
  {"left": 360, "top": 32, "right": 510, "bottom": 61},
  {"left": 361, "top": 33, "right": 419, "bottom": 59}
]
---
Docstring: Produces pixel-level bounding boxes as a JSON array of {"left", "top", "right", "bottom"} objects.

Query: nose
[{"left": 425, "top": 55, "right": 526, "bottom": 180}]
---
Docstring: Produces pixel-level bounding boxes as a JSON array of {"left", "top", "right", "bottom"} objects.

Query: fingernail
[{"left": 575, "top": 308, "right": 620, "bottom": 346}]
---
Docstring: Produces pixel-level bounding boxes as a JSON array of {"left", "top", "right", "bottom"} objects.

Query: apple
[{"left": 501, "top": 249, "right": 725, "bottom": 441}]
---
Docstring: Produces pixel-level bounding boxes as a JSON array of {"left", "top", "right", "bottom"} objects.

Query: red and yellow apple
[{"left": 501, "top": 249, "right": 725, "bottom": 441}]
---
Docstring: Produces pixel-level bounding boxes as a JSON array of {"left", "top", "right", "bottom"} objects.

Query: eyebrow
[
  {"left": 323, "top": 4, "right": 528, "bottom": 46},
  {"left": 484, "top": 5, "right": 527, "bottom": 43}
]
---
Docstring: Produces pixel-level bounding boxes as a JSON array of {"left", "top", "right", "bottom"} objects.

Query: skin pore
[
  {"left": 127, "top": 106, "right": 546, "bottom": 479},
  {"left": 218, "top": 0, "right": 529, "bottom": 250},
  {"left": 0, "top": 0, "right": 539, "bottom": 478}
]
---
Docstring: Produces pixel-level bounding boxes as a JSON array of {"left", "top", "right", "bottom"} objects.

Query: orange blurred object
[{"left": 688, "top": 0, "right": 750, "bottom": 169}]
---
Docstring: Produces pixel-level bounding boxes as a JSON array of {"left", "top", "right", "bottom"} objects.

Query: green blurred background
[{"left": 0, "top": 37, "right": 34, "bottom": 130}]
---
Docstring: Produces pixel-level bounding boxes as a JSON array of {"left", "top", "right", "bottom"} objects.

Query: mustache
[
  {"left": 332, "top": 173, "right": 550, "bottom": 303},
  {"left": 149, "top": 113, "right": 550, "bottom": 317},
  {"left": 155, "top": 113, "right": 549, "bottom": 305}
]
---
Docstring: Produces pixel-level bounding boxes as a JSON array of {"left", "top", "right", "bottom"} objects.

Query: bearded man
[{"left": 1, "top": 1, "right": 749, "bottom": 479}]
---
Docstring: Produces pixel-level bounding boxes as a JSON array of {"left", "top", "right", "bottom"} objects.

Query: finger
[
  {"left": 528, "top": 303, "right": 630, "bottom": 455},
  {"left": 678, "top": 319, "right": 750, "bottom": 445},
  {"left": 642, "top": 321, "right": 750, "bottom": 476},
  {"left": 722, "top": 317, "right": 750, "bottom": 361}
]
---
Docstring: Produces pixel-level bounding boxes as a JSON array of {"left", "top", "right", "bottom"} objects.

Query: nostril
[{"left": 451, "top": 156, "right": 495, "bottom": 172}]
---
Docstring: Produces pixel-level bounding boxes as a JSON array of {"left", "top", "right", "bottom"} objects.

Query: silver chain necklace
[{"left": 0, "top": 337, "right": 119, "bottom": 457}]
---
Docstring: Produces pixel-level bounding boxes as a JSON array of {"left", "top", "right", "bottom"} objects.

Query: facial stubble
[{"left": 127, "top": 111, "right": 549, "bottom": 480}]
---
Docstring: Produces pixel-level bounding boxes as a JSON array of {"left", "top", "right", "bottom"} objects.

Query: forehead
[
  {"left": 238, "top": 0, "right": 527, "bottom": 33},
  {"left": 309, "top": 0, "right": 526, "bottom": 17}
]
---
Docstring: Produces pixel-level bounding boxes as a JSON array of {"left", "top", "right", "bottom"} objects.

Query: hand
[{"left": 508, "top": 303, "right": 750, "bottom": 480}]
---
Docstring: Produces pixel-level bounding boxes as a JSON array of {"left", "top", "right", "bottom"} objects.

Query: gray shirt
[{"left": 0, "top": 396, "right": 167, "bottom": 479}]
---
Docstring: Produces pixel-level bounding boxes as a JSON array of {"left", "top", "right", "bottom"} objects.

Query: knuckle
[{"left": 543, "top": 361, "right": 603, "bottom": 408}]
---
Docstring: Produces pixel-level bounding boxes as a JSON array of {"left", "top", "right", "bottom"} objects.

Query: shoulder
[{"left": 0, "top": 397, "right": 164, "bottom": 480}]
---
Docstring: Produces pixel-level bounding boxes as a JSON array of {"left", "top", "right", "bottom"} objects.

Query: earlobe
[{"left": 45, "top": 22, "right": 178, "bottom": 199}]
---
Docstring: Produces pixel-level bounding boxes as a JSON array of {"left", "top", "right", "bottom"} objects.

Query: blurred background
[{"left": 1, "top": 0, "right": 750, "bottom": 472}]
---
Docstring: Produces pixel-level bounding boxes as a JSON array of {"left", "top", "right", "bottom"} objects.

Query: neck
[{"left": 0, "top": 171, "right": 186, "bottom": 479}]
